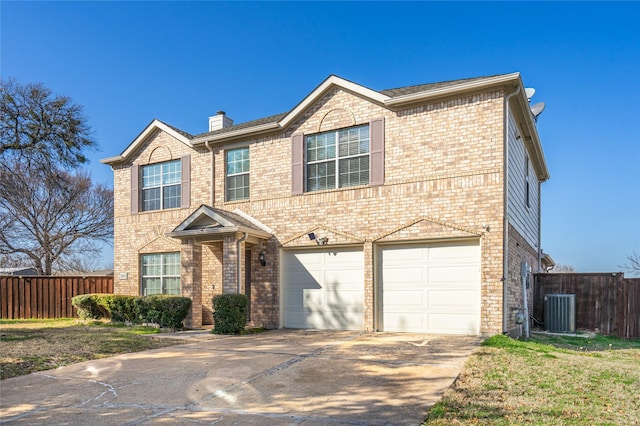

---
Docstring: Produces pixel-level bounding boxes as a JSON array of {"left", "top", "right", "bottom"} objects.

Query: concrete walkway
[{"left": 0, "top": 330, "right": 481, "bottom": 425}]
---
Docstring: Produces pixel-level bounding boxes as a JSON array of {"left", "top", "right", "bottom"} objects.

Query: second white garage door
[
  {"left": 379, "top": 241, "right": 481, "bottom": 335},
  {"left": 282, "top": 248, "right": 364, "bottom": 330}
]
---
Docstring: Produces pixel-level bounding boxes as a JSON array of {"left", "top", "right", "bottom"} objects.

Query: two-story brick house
[{"left": 102, "top": 72, "right": 550, "bottom": 336}]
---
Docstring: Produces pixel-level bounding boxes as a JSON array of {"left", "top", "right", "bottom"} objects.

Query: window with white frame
[
  {"left": 141, "top": 160, "right": 181, "bottom": 211},
  {"left": 305, "top": 125, "right": 369, "bottom": 192},
  {"left": 226, "top": 147, "right": 250, "bottom": 201},
  {"left": 141, "top": 253, "right": 180, "bottom": 295}
]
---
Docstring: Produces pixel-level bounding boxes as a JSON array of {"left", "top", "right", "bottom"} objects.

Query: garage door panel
[
  {"left": 383, "top": 313, "right": 425, "bottom": 332},
  {"left": 382, "top": 266, "right": 426, "bottom": 283},
  {"left": 287, "top": 270, "right": 322, "bottom": 288},
  {"left": 384, "top": 290, "right": 425, "bottom": 306},
  {"left": 429, "top": 265, "right": 478, "bottom": 283},
  {"left": 326, "top": 289, "right": 363, "bottom": 306},
  {"left": 381, "top": 246, "right": 428, "bottom": 263},
  {"left": 325, "top": 252, "right": 363, "bottom": 268},
  {"left": 428, "top": 244, "right": 479, "bottom": 261},
  {"left": 428, "top": 289, "right": 480, "bottom": 308},
  {"left": 381, "top": 241, "right": 480, "bottom": 335},
  {"left": 284, "top": 248, "right": 364, "bottom": 330},
  {"left": 284, "top": 289, "right": 305, "bottom": 306},
  {"left": 325, "top": 269, "right": 363, "bottom": 286},
  {"left": 427, "top": 313, "right": 479, "bottom": 335}
]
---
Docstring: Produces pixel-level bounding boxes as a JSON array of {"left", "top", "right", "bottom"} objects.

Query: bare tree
[
  {"left": 621, "top": 252, "right": 640, "bottom": 277},
  {"left": 1, "top": 78, "right": 96, "bottom": 169},
  {"left": 552, "top": 264, "right": 576, "bottom": 273},
  {"left": 0, "top": 164, "right": 113, "bottom": 275},
  {"left": 54, "top": 241, "right": 105, "bottom": 273}
]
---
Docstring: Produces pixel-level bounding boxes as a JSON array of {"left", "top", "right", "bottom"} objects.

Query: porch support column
[
  {"left": 181, "top": 238, "right": 202, "bottom": 328},
  {"left": 363, "top": 240, "right": 375, "bottom": 332},
  {"left": 223, "top": 233, "right": 245, "bottom": 294}
]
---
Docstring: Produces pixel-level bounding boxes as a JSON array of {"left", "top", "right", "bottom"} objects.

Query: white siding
[{"left": 507, "top": 109, "right": 540, "bottom": 250}]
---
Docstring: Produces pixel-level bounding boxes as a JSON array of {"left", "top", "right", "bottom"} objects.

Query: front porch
[{"left": 167, "top": 205, "right": 277, "bottom": 328}]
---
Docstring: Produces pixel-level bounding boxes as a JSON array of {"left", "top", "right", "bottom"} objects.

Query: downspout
[
  {"left": 503, "top": 84, "right": 521, "bottom": 334},
  {"left": 537, "top": 180, "right": 543, "bottom": 271},
  {"left": 205, "top": 141, "right": 215, "bottom": 206},
  {"left": 237, "top": 232, "right": 248, "bottom": 294}
]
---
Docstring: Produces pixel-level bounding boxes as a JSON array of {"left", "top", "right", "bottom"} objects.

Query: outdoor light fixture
[
  {"left": 258, "top": 251, "right": 266, "bottom": 266},
  {"left": 307, "top": 232, "right": 328, "bottom": 245}
]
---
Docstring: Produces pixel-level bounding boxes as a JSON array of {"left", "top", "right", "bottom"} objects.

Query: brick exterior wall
[
  {"left": 506, "top": 223, "right": 539, "bottom": 336},
  {"left": 108, "top": 84, "right": 543, "bottom": 335}
]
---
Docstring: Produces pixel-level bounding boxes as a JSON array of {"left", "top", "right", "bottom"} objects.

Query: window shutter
[
  {"left": 181, "top": 155, "right": 191, "bottom": 208},
  {"left": 131, "top": 164, "right": 139, "bottom": 214},
  {"left": 369, "top": 117, "right": 385, "bottom": 186},
  {"left": 291, "top": 133, "right": 304, "bottom": 195}
]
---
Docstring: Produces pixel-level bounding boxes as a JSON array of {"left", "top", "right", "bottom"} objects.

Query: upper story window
[
  {"left": 141, "top": 160, "right": 181, "bottom": 211},
  {"left": 226, "top": 147, "right": 250, "bottom": 201},
  {"left": 291, "top": 118, "right": 384, "bottom": 196},
  {"left": 305, "top": 125, "right": 369, "bottom": 192},
  {"left": 130, "top": 156, "right": 190, "bottom": 214},
  {"left": 141, "top": 252, "right": 180, "bottom": 295}
]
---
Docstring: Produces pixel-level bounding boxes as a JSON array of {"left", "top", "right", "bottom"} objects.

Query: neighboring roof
[
  {"left": 101, "top": 73, "right": 548, "bottom": 180},
  {"left": 541, "top": 252, "right": 556, "bottom": 271},
  {"left": 166, "top": 205, "right": 272, "bottom": 241},
  {"left": 54, "top": 270, "right": 114, "bottom": 276},
  {"left": 0, "top": 267, "right": 38, "bottom": 276}
]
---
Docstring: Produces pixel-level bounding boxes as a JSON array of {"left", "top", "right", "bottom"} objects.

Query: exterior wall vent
[{"left": 544, "top": 294, "right": 576, "bottom": 332}]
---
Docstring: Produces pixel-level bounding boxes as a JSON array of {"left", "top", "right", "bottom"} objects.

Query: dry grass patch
[
  {"left": 424, "top": 334, "right": 640, "bottom": 425},
  {"left": 0, "top": 318, "right": 184, "bottom": 379}
]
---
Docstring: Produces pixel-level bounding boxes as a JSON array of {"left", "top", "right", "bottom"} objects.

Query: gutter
[
  {"left": 384, "top": 73, "right": 520, "bottom": 107},
  {"left": 503, "top": 84, "right": 521, "bottom": 334},
  {"left": 193, "top": 122, "right": 280, "bottom": 146}
]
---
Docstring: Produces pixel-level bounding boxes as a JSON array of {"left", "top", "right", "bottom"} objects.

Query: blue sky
[{"left": 2, "top": 1, "right": 639, "bottom": 274}]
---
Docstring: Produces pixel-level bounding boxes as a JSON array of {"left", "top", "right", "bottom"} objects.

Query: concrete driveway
[{"left": 0, "top": 330, "right": 480, "bottom": 425}]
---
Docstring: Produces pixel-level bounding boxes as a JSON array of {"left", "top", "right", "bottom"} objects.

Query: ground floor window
[{"left": 141, "top": 252, "right": 180, "bottom": 295}]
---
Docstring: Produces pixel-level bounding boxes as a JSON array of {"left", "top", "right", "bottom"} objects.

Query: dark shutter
[
  {"left": 181, "top": 155, "right": 191, "bottom": 208},
  {"left": 369, "top": 117, "right": 385, "bottom": 186},
  {"left": 131, "top": 164, "right": 139, "bottom": 214},
  {"left": 291, "top": 133, "right": 304, "bottom": 195}
]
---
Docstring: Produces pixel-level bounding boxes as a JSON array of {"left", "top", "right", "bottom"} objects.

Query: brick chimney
[{"left": 208, "top": 110, "right": 233, "bottom": 132}]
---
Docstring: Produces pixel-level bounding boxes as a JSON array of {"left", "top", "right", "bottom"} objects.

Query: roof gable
[
  {"left": 167, "top": 205, "right": 272, "bottom": 241},
  {"left": 277, "top": 75, "right": 390, "bottom": 129},
  {"left": 101, "top": 119, "right": 193, "bottom": 166}
]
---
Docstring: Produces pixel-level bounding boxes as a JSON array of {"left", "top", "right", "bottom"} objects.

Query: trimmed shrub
[
  {"left": 134, "top": 295, "right": 192, "bottom": 329},
  {"left": 71, "top": 294, "right": 108, "bottom": 320},
  {"left": 213, "top": 294, "right": 248, "bottom": 334},
  {"left": 71, "top": 293, "right": 191, "bottom": 330},
  {"left": 102, "top": 295, "right": 138, "bottom": 323}
]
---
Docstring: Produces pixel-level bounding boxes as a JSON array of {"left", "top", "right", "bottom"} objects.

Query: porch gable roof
[{"left": 167, "top": 205, "right": 272, "bottom": 241}]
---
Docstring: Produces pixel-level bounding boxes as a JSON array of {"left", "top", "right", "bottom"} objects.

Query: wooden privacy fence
[
  {"left": 534, "top": 273, "right": 640, "bottom": 339},
  {"left": 0, "top": 275, "right": 113, "bottom": 319}
]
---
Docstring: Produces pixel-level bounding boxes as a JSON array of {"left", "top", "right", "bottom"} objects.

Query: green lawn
[
  {"left": 423, "top": 333, "right": 640, "bottom": 425},
  {"left": 0, "top": 318, "right": 182, "bottom": 380}
]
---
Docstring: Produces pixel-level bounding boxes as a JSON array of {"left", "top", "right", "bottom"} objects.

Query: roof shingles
[{"left": 172, "top": 73, "right": 512, "bottom": 139}]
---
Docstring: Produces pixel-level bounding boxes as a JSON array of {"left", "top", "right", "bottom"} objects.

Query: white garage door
[
  {"left": 380, "top": 241, "right": 481, "bottom": 335},
  {"left": 283, "top": 248, "right": 364, "bottom": 330}
]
